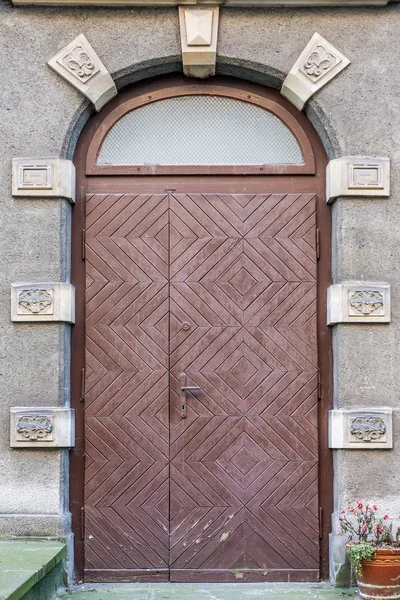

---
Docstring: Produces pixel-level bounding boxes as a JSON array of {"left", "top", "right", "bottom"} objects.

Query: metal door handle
[
  {"left": 180, "top": 373, "right": 201, "bottom": 419},
  {"left": 181, "top": 386, "right": 201, "bottom": 391}
]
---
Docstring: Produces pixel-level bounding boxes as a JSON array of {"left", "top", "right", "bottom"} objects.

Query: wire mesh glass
[{"left": 97, "top": 95, "right": 304, "bottom": 166}]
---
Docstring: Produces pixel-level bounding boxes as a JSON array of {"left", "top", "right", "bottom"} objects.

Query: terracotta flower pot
[{"left": 354, "top": 547, "right": 400, "bottom": 600}]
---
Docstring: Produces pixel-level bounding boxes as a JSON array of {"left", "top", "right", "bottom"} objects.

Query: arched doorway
[{"left": 70, "top": 75, "right": 332, "bottom": 584}]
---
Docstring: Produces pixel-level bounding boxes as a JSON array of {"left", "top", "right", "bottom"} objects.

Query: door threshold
[{"left": 62, "top": 583, "right": 358, "bottom": 599}]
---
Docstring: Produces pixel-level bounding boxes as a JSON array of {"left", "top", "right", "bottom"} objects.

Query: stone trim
[
  {"left": 10, "top": 0, "right": 395, "bottom": 6},
  {"left": 179, "top": 7, "right": 219, "bottom": 79},
  {"left": 329, "top": 408, "right": 393, "bottom": 449},
  {"left": 12, "top": 158, "right": 76, "bottom": 203},
  {"left": 281, "top": 32, "right": 350, "bottom": 111},
  {"left": 11, "top": 283, "right": 75, "bottom": 324},
  {"left": 10, "top": 407, "right": 75, "bottom": 448},
  {"left": 327, "top": 283, "right": 390, "bottom": 325},
  {"left": 326, "top": 156, "right": 390, "bottom": 203},
  {"left": 48, "top": 34, "right": 117, "bottom": 112}
]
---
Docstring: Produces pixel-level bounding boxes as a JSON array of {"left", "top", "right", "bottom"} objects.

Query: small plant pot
[{"left": 354, "top": 547, "right": 400, "bottom": 600}]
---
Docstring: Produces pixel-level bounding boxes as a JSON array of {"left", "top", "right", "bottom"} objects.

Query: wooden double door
[{"left": 82, "top": 189, "right": 321, "bottom": 582}]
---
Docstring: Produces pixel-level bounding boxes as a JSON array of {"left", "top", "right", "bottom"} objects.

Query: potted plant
[{"left": 339, "top": 502, "right": 400, "bottom": 599}]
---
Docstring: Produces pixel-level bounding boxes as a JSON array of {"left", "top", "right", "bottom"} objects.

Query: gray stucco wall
[{"left": 1, "top": 0, "right": 400, "bottom": 582}]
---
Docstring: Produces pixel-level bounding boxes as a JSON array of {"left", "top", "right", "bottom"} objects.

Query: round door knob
[{"left": 182, "top": 322, "right": 191, "bottom": 331}]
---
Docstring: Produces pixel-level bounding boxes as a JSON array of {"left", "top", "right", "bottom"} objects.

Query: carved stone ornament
[
  {"left": 48, "top": 34, "right": 117, "bottom": 112},
  {"left": 16, "top": 414, "right": 53, "bottom": 441},
  {"left": 327, "top": 283, "right": 390, "bottom": 325},
  {"left": 329, "top": 408, "right": 392, "bottom": 449},
  {"left": 10, "top": 407, "right": 75, "bottom": 448},
  {"left": 18, "top": 289, "right": 53, "bottom": 314},
  {"left": 281, "top": 32, "right": 350, "bottom": 111},
  {"left": 11, "top": 283, "right": 75, "bottom": 323},
  {"left": 301, "top": 44, "right": 338, "bottom": 82},
  {"left": 350, "top": 415, "right": 386, "bottom": 442},
  {"left": 12, "top": 158, "right": 76, "bottom": 202},
  {"left": 326, "top": 157, "right": 390, "bottom": 203},
  {"left": 60, "top": 43, "right": 99, "bottom": 83},
  {"left": 349, "top": 290, "right": 384, "bottom": 315}
]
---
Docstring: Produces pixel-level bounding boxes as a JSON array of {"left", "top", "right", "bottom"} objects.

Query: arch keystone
[{"left": 179, "top": 7, "right": 219, "bottom": 79}]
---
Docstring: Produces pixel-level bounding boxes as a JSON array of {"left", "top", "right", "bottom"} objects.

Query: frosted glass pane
[{"left": 98, "top": 96, "right": 304, "bottom": 166}]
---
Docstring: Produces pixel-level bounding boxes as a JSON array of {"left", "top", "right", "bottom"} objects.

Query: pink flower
[
  {"left": 357, "top": 501, "right": 363, "bottom": 509},
  {"left": 339, "top": 508, "right": 345, "bottom": 514},
  {"left": 361, "top": 523, "right": 367, "bottom": 533},
  {"left": 384, "top": 515, "right": 389, "bottom": 521},
  {"left": 373, "top": 505, "right": 378, "bottom": 511}
]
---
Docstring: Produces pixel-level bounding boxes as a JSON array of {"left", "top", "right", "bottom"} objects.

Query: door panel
[
  {"left": 84, "top": 193, "right": 170, "bottom": 582},
  {"left": 169, "top": 193, "right": 319, "bottom": 582},
  {"left": 83, "top": 191, "right": 319, "bottom": 583}
]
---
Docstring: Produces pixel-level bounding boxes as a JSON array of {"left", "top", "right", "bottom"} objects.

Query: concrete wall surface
[{"left": 1, "top": 0, "right": 400, "bottom": 582}]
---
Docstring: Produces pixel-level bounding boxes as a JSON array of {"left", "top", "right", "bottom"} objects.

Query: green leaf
[{"left": 346, "top": 542, "right": 376, "bottom": 576}]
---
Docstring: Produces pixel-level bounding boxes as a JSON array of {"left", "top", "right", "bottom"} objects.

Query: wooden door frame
[{"left": 70, "top": 74, "right": 333, "bottom": 582}]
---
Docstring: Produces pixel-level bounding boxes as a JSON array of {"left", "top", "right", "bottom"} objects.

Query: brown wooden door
[{"left": 83, "top": 191, "right": 319, "bottom": 583}]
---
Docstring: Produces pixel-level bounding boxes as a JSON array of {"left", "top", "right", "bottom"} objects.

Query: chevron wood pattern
[{"left": 84, "top": 192, "right": 319, "bottom": 583}]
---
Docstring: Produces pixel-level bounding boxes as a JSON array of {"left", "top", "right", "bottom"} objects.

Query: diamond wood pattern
[{"left": 84, "top": 192, "right": 319, "bottom": 583}]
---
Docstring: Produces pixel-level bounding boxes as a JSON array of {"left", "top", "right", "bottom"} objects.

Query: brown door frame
[{"left": 70, "top": 74, "right": 333, "bottom": 582}]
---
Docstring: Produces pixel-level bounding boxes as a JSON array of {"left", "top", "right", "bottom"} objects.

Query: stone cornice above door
[{"left": 10, "top": 0, "right": 397, "bottom": 6}]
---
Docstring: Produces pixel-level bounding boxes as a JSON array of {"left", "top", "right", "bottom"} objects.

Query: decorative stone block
[
  {"left": 10, "top": 407, "right": 75, "bottom": 448},
  {"left": 11, "top": 283, "right": 75, "bottom": 324},
  {"left": 48, "top": 34, "right": 117, "bottom": 111},
  {"left": 12, "top": 158, "right": 75, "bottom": 203},
  {"left": 329, "top": 408, "right": 393, "bottom": 449},
  {"left": 327, "top": 283, "right": 390, "bottom": 325},
  {"left": 326, "top": 156, "right": 390, "bottom": 203},
  {"left": 281, "top": 33, "right": 350, "bottom": 111},
  {"left": 179, "top": 7, "right": 219, "bottom": 79}
]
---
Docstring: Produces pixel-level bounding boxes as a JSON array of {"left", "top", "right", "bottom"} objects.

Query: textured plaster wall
[{"left": 1, "top": 0, "right": 400, "bottom": 577}]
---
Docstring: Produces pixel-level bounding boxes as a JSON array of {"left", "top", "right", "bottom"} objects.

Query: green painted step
[
  {"left": 0, "top": 540, "right": 66, "bottom": 600},
  {"left": 60, "top": 583, "right": 358, "bottom": 600}
]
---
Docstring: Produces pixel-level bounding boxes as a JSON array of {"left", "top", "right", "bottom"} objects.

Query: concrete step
[
  {"left": 60, "top": 583, "right": 358, "bottom": 600},
  {"left": 0, "top": 539, "right": 66, "bottom": 600}
]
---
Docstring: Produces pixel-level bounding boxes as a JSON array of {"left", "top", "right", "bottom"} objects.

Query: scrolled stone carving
[
  {"left": 349, "top": 290, "right": 384, "bottom": 315},
  {"left": 18, "top": 289, "right": 52, "bottom": 314},
  {"left": 61, "top": 43, "right": 98, "bottom": 83},
  {"left": 301, "top": 44, "right": 338, "bottom": 82},
  {"left": 350, "top": 415, "right": 386, "bottom": 442},
  {"left": 16, "top": 415, "right": 53, "bottom": 441}
]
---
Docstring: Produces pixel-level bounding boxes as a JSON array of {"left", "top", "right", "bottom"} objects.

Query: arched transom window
[
  {"left": 86, "top": 85, "right": 315, "bottom": 175},
  {"left": 97, "top": 95, "right": 304, "bottom": 167}
]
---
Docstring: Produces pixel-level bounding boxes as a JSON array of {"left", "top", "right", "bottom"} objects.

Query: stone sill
[
  {"left": 0, "top": 539, "right": 66, "bottom": 600},
  {"left": 10, "top": 0, "right": 399, "bottom": 6}
]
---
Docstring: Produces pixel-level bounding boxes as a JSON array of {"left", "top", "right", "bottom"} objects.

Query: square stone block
[
  {"left": 329, "top": 408, "right": 393, "bottom": 449},
  {"left": 281, "top": 32, "right": 350, "bottom": 111},
  {"left": 327, "top": 283, "right": 390, "bottom": 325},
  {"left": 326, "top": 156, "right": 390, "bottom": 203},
  {"left": 11, "top": 283, "right": 75, "bottom": 324},
  {"left": 10, "top": 407, "right": 75, "bottom": 448},
  {"left": 12, "top": 158, "right": 75, "bottom": 202}
]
